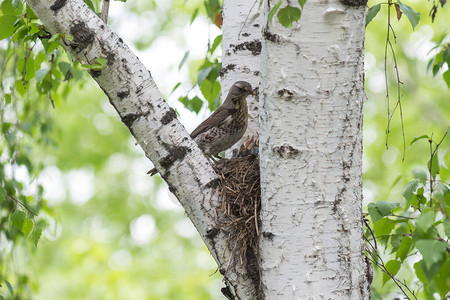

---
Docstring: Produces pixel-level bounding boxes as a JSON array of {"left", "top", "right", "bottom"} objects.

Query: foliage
[
  {"left": 365, "top": 132, "right": 449, "bottom": 299},
  {"left": 0, "top": 0, "right": 84, "bottom": 297},
  {"left": 366, "top": 0, "right": 449, "bottom": 88}
]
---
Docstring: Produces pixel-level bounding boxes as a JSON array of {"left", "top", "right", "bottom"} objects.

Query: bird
[{"left": 149, "top": 81, "right": 255, "bottom": 175}]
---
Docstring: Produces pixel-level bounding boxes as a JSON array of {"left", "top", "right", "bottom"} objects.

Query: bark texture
[{"left": 259, "top": 0, "right": 370, "bottom": 298}]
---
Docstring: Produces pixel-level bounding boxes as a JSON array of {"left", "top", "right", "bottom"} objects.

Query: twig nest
[{"left": 213, "top": 152, "right": 261, "bottom": 292}]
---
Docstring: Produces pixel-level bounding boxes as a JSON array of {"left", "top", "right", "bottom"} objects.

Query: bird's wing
[{"left": 190, "top": 107, "right": 237, "bottom": 138}]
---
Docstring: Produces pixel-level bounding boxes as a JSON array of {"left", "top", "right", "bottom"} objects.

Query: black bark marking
[
  {"left": 98, "top": 38, "right": 116, "bottom": 66},
  {"left": 221, "top": 286, "right": 233, "bottom": 300},
  {"left": 339, "top": 0, "right": 368, "bottom": 6},
  {"left": 121, "top": 113, "right": 141, "bottom": 127},
  {"left": 206, "top": 227, "right": 220, "bottom": 240},
  {"left": 89, "top": 69, "right": 101, "bottom": 78},
  {"left": 220, "top": 64, "right": 236, "bottom": 76},
  {"left": 159, "top": 145, "right": 192, "bottom": 171},
  {"left": 272, "top": 144, "right": 299, "bottom": 159},
  {"left": 69, "top": 21, "right": 94, "bottom": 52},
  {"left": 277, "top": 88, "right": 294, "bottom": 99},
  {"left": 161, "top": 108, "right": 177, "bottom": 125},
  {"left": 205, "top": 178, "right": 219, "bottom": 189},
  {"left": 262, "top": 231, "right": 275, "bottom": 240},
  {"left": 50, "top": 0, "right": 67, "bottom": 11},
  {"left": 264, "top": 30, "right": 282, "bottom": 43},
  {"left": 229, "top": 39, "right": 261, "bottom": 56},
  {"left": 117, "top": 88, "right": 130, "bottom": 99}
]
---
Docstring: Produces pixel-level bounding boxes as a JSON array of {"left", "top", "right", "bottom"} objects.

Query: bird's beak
[{"left": 251, "top": 89, "right": 257, "bottom": 96}]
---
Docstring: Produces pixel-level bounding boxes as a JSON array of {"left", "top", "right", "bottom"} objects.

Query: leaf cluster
[
  {"left": 0, "top": 0, "right": 85, "bottom": 298},
  {"left": 366, "top": 132, "right": 450, "bottom": 299}
]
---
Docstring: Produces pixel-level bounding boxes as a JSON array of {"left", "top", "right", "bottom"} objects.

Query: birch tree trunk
[
  {"left": 259, "top": 0, "right": 371, "bottom": 298},
  {"left": 222, "top": 0, "right": 261, "bottom": 154}
]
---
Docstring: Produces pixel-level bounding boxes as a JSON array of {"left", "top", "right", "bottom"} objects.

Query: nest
[{"left": 213, "top": 151, "right": 261, "bottom": 290}]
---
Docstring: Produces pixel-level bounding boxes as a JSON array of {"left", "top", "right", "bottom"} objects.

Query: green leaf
[
  {"left": 389, "top": 234, "right": 403, "bottom": 252},
  {"left": 0, "top": 15, "right": 18, "bottom": 40},
  {"left": 178, "top": 51, "right": 189, "bottom": 70},
  {"left": 413, "top": 261, "right": 427, "bottom": 283},
  {"left": 415, "top": 211, "right": 435, "bottom": 235},
  {"left": 58, "top": 61, "right": 71, "bottom": 76},
  {"left": 0, "top": 186, "right": 6, "bottom": 204},
  {"left": 412, "top": 169, "right": 428, "bottom": 181},
  {"left": 171, "top": 82, "right": 181, "bottom": 94},
  {"left": 396, "top": 236, "right": 413, "bottom": 261},
  {"left": 443, "top": 69, "right": 450, "bottom": 88},
  {"left": 1, "top": 0, "right": 19, "bottom": 15},
  {"left": 24, "top": 55, "right": 36, "bottom": 81},
  {"left": 298, "top": 0, "right": 307, "bottom": 8},
  {"left": 397, "top": 1, "right": 420, "bottom": 30},
  {"left": 45, "top": 33, "right": 62, "bottom": 54},
  {"left": 210, "top": 35, "right": 222, "bottom": 55},
  {"left": 434, "top": 259, "right": 450, "bottom": 298},
  {"left": 22, "top": 218, "right": 33, "bottom": 237},
  {"left": 416, "top": 240, "right": 447, "bottom": 269},
  {"left": 190, "top": 96, "right": 203, "bottom": 114},
  {"left": 200, "top": 79, "right": 221, "bottom": 104},
  {"left": 409, "top": 134, "right": 429, "bottom": 147},
  {"left": 84, "top": 0, "right": 95, "bottom": 11},
  {"left": 444, "top": 218, "right": 450, "bottom": 239},
  {"left": 32, "top": 226, "right": 42, "bottom": 247},
  {"left": 11, "top": 210, "right": 26, "bottom": 231},
  {"left": 277, "top": 5, "right": 301, "bottom": 28},
  {"left": 402, "top": 180, "right": 418, "bottom": 202},
  {"left": 428, "top": 154, "right": 440, "bottom": 178},
  {"left": 382, "top": 260, "right": 401, "bottom": 285},
  {"left": 373, "top": 217, "right": 396, "bottom": 237},
  {"left": 4, "top": 279, "right": 13, "bottom": 296},
  {"left": 179, "top": 96, "right": 203, "bottom": 114},
  {"left": 190, "top": 7, "right": 199, "bottom": 24},
  {"left": 366, "top": 4, "right": 381, "bottom": 27},
  {"left": 25, "top": 4, "right": 38, "bottom": 19},
  {"left": 197, "top": 66, "right": 212, "bottom": 85},
  {"left": 269, "top": 1, "right": 282, "bottom": 23},
  {"left": 368, "top": 201, "right": 399, "bottom": 223}
]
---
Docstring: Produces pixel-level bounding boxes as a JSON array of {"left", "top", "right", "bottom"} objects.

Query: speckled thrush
[{"left": 149, "top": 81, "right": 255, "bottom": 175}]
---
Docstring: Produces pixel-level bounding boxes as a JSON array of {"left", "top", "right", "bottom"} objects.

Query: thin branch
[
  {"left": 101, "top": 0, "right": 110, "bottom": 24},
  {"left": 8, "top": 195, "right": 37, "bottom": 216},
  {"left": 428, "top": 131, "right": 448, "bottom": 207},
  {"left": 384, "top": 1, "right": 406, "bottom": 161},
  {"left": 364, "top": 220, "right": 418, "bottom": 300}
]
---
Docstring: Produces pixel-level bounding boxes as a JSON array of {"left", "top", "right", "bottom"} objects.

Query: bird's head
[{"left": 226, "top": 81, "right": 256, "bottom": 107}]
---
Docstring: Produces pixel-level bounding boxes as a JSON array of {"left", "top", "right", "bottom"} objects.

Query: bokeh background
[{"left": 1, "top": 0, "right": 449, "bottom": 299}]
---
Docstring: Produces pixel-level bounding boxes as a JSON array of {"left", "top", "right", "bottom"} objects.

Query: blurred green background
[{"left": 1, "top": 0, "right": 449, "bottom": 299}]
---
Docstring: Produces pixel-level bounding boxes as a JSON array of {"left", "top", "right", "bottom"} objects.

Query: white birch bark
[
  {"left": 26, "top": 0, "right": 259, "bottom": 298},
  {"left": 259, "top": 0, "right": 370, "bottom": 298},
  {"left": 222, "top": 0, "right": 261, "bottom": 155}
]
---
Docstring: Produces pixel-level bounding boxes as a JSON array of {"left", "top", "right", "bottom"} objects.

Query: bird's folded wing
[{"left": 190, "top": 107, "right": 237, "bottom": 138}]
